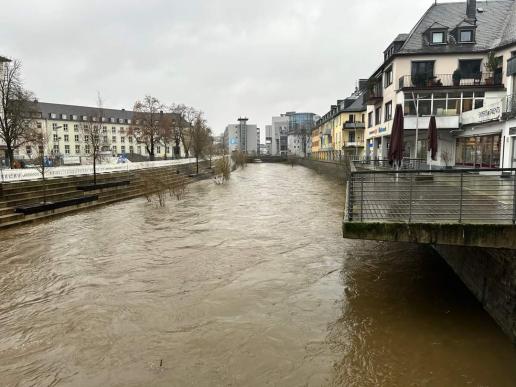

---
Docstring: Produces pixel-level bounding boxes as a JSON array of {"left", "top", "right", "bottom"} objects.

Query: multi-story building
[
  {"left": 364, "top": 0, "right": 516, "bottom": 168},
  {"left": 14, "top": 102, "right": 185, "bottom": 164},
  {"left": 269, "top": 112, "right": 319, "bottom": 157},
  {"left": 224, "top": 118, "right": 260, "bottom": 155},
  {"left": 312, "top": 80, "right": 368, "bottom": 157},
  {"left": 265, "top": 125, "right": 273, "bottom": 155}
]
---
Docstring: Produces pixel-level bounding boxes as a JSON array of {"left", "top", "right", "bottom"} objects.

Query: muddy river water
[{"left": 1, "top": 163, "right": 515, "bottom": 386}]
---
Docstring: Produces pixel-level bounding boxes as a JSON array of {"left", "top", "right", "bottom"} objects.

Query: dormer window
[
  {"left": 432, "top": 31, "right": 445, "bottom": 44},
  {"left": 459, "top": 29, "right": 473, "bottom": 43}
]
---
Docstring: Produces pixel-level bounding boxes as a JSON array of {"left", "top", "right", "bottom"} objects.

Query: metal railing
[
  {"left": 399, "top": 72, "right": 502, "bottom": 89},
  {"left": 309, "top": 150, "right": 365, "bottom": 163},
  {"left": 346, "top": 168, "right": 516, "bottom": 224},
  {"left": 353, "top": 158, "right": 427, "bottom": 171}
]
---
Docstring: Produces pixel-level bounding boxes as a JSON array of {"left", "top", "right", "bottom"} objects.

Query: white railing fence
[{"left": 0, "top": 158, "right": 205, "bottom": 182}]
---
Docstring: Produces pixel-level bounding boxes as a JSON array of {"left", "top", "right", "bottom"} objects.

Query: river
[{"left": 0, "top": 163, "right": 515, "bottom": 386}]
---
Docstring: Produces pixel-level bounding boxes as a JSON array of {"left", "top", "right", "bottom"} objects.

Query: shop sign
[
  {"left": 378, "top": 127, "right": 387, "bottom": 133},
  {"left": 368, "top": 129, "right": 378, "bottom": 136},
  {"left": 462, "top": 101, "right": 502, "bottom": 125}
]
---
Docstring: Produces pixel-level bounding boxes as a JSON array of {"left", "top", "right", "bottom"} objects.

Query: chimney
[{"left": 466, "top": 0, "right": 476, "bottom": 21}]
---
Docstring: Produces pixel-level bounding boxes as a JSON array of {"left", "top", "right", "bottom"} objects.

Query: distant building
[
  {"left": 269, "top": 112, "right": 319, "bottom": 157},
  {"left": 224, "top": 118, "right": 260, "bottom": 155}
]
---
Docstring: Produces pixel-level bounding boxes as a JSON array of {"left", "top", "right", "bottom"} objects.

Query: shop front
[{"left": 455, "top": 133, "right": 501, "bottom": 168}]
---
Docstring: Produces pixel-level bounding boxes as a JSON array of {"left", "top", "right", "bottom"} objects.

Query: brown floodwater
[{"left": 0, "top": 163, "right": 515, "bottom": 386}]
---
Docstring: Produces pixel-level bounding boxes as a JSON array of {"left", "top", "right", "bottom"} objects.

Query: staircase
[{"left": 0, "top": 160, "right": 214, "bottom": 228}]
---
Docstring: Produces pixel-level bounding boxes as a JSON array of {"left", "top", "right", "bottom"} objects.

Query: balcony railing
[
  {"left": 343, "top": 121, "right": 365, "bottom": 129},
  {"left": 343, "top": 141, "right": 365, "bottom": 148},
  {"left": 399, "top": 72, "right": 503, "bottom": 89}
]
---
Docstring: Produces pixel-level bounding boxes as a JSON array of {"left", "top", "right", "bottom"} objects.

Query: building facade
[
  {"left": 312, "top": 81, "right": 368, "bottom": 157},
  {"left": 364, "top": 0, "right": 516, "bottom": 168},
  {"left": 269, "top": 112, "right": 318, "bottom": 157},
  {"left": 224, "top": 118, "right": 260, "bottom": 155},
  {"left": 13, "top": 102, "right": 185, "bottom": 165}
]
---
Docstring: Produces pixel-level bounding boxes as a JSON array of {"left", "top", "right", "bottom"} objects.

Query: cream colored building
[
  {"left": 14, "top": 102, "right": 185, "bottom": 165},
  {"left": 364, "top": 0, "right": 516, "bottom": 168}
]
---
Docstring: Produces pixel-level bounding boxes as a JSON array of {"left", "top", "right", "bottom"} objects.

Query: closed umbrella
[
  {"left": 388, "top": 104, "right": 404, "bottom": 167},
  {"left": 428, "top": 115, "right": 438, "bottom": 161}
]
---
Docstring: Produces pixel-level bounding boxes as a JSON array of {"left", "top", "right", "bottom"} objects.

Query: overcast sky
[{"left": 0, "top": 0, "right": 431, "bottom": 136}]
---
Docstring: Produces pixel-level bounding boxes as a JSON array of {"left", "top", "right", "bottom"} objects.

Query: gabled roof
[
  {"left": 426, "top": 21, "right": 450, "bottom": 31},
  {"left": 0, "top": 56, "right": 10, "bottom": 62},
  {"left": 399, "top": 0, "right": 515, "bottom": 54}
]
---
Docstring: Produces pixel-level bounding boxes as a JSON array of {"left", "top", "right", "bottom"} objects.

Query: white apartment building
[
  {"left": 224, "top": 118, "right": 260, "bottom": 155},
  {"left": 270, "top": 112, "right": 319, "bottom": 157},
  {"left": 14, "top": 102, "right": 185, "bottom": 165},
  {"left": 365, "top": 0, "right": 516, "bottom": 168}
]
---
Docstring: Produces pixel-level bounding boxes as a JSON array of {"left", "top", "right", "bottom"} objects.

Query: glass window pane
[
  {"left": 433, "top": 99, "right": 447, "bottom": 115},
  {"left": 418, "top": 100, "right": 432, "bottom": 116}
]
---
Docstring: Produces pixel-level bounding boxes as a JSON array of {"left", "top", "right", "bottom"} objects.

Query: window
[
  {"left": 64, "top": 134, "right": 69, "bottom": 142},
  {"left": 85, "top": 145, "right": 91, "bottom": 154},
  {"left": 432, "top": 31, "right": 445, "bottom": 44},
  {"left": 84, "top": 135, "right": 90, "bottom": 142},
  {"left": 384, "top": 102, "right": 393, "bottom": 121},
  {"left": 74, "top": 124, "right": 79, "bottom": 132},
  {"left": 26, "top": 146, "right": 32, "bottom": 155},
  {"left": 412, "top": 61, "right": 434, "bottom": 78},
  {"left": 102, "top": 126, "right": 107, "bottom": 133},
  {"left": 375, "top": 107, "right": 382, "bottom": 126},
  {"left": 62, "top": 114, "right": 67, "bottom": 120},
  {"left": 112, "top": 136, "right": 117, "bottom": 142},
  {"left": 459, "top": 30, "right": 473, "bottom": 43},
  {"left": 53, "top": 134, "right": 59, "bottom": 142},
  {"left": 52, "top": 123, "right": 59, "bottom": 130},
  {"left": 137, "top": 146, "right": 142, "bottom": 154},
  {"left": 74, "top": 135, "right": 80, "bottom": 142},
  {"left": 103, "top": 136, "right": 108, "bottom": 143},
  {"left": 348, "top": 132, "right": 356, "bottom": 143},
  {"left": 121, "top": 146, "right": 126, "bottom": 154},
  {"left": 50, "top": 113, "right": 57, "bottom": 119},
  {"left": 384, "top": 67, "right": 393, "bottom": 87},
  {"left": 65, "top": 145, "right": 70, "bottom": 154},
  {"left": 53, "top": 144, "right": 59, "bottom": 153},
  {"left": 110, "top": 117, "right": 115, "bottom": 123},
  {"left": 112, "top": 145, "right": 117, "bottom": 154},
  {"left": 459, "top": 59, "right": 481, "bottom": 78},
  {"left": 63, "top": 124, "right": 68, "bottom": 131},
  {"left": 75, "top": 145, "right": 80, "bottom": 154},
  {"left": 128, "top": 136, "right": 133, "bottom": 143},
  {"left": 82, "top": 115, "right": 88, "bottom": 121},
  {"left": 121, "top": 137, "right": 125, "bottom": 143},
  {"left": 156, "top": 146, "right": 161, "bottom": 153},
  {"left": 166, "top": 146, "right": 170, "bottom": 154},
  {"left": 112, "top": 127, "right": 116, "bottom": 134},
  {"left": 129, "top": 146, "right": 134, "bottom": 154},
  {"left": 368, "top": 112, "right": 373, "bottom": 128},
  {"left": 72, "top": 115, "right": 78, "bottom": 120},
  {"left": 37, "top": 122, "right": 42, "bottom": 129}
]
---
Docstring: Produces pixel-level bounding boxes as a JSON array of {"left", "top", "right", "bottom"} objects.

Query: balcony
[
  {"left": 398, "top": 72, "right": 504, "bottom": 90},
  {"left": 365, "top": 82, "right": 383, "bottom": 104},
  {"left": 343, "top": 121, "right": 365, "bottom": 129}
]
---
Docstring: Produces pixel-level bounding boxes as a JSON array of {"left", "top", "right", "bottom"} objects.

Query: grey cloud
[{"left": 0, "top": 0, "right": 430, "bottom": 134}]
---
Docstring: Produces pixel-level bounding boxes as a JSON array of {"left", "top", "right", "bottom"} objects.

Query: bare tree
[
  {"left": 0, "top": 59, "right": 37, "bottom": 168},
  {"left": 171, "top": 103, "right": 198, "bottom": 158},
  {"left": 131, "top": 96, "right": 163, "bottom": 161},
  {"left": 190, "top": 113, "right": 211, "bottom": 174},
  {"left": 80, "top": 94, "right": 110, "bottom": 185},
  {"left": 26, "top": 126, "right": 51, "bottom": 202}
]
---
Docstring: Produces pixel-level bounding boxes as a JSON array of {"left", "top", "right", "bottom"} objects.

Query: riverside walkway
[{"left": 343, "top": 167, "right": 516, "bottom": 249}]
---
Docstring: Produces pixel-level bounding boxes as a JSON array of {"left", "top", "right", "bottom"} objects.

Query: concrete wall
[
  {"left": 296, "top": 158, "right": 351, "bottom": 184},
  {"left": 434, "top": 244, "right": 516, "bottom": 344}
]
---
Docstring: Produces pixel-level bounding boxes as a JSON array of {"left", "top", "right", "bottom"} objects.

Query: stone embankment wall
[
  {"left": 295, "top": 158, "right": 351, "bottom": 184},
  {"left": 434, "top": 245, "right": 516, "bottom": 343}
]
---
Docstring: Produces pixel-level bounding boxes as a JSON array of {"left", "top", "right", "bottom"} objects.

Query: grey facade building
[{"left": 224, "top": 118, "right": 260, "bottom": 155}]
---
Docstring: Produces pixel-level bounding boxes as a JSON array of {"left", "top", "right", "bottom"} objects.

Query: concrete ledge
[{"left": 343, "top": 221, "right": 516, "bottom": 249}]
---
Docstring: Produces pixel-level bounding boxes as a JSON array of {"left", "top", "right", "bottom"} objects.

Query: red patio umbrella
[
  {"left": 428, "top": 116, "right": 438, "bottom": 161},
  {"left": 388, "top": 104, "right": 404, "bottom": 167}
]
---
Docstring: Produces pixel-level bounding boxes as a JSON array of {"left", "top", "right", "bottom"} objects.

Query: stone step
[{"left": 0, "top": 213, "right": 24, "bottom": 224}]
